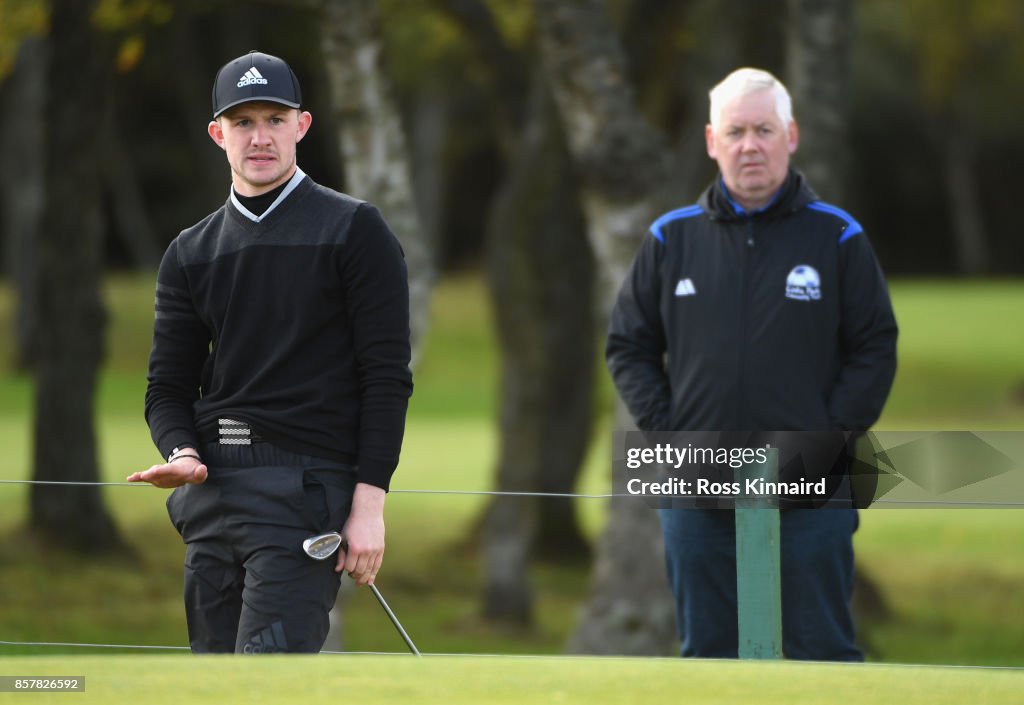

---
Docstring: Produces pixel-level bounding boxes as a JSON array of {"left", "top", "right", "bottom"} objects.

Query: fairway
[
  {"left": 2, "top": 276, "right": 1023, "bottom": 666},
  {"left": 0, "top": 655, "right": 1020, "bottom": 704}
]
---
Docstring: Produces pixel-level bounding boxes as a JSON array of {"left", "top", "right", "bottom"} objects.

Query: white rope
[
  {"left": 1, "top": 479, "right": 1021, "bottom": 505},
  {"left": 0, "top": 640, "right": 403, "bottom": 655},
  {"left": 0, "top": 481, "right": 697, "bottom": 500},
  {"left": 0, "top": 479, "right": 619, "bottom": 497},
  {"left": 0, "top": 480, "right": 144, "bottom": 487},
  {"left": 0, "top": 640, "right": 189, "bottom": 651}
]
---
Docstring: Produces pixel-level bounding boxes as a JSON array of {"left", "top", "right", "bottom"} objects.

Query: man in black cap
[{"left": 128, "top": 51, "right": 413, "bottom": 654}]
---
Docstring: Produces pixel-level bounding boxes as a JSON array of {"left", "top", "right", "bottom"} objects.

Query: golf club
[{"left": 302, "top": 531, "right": 421, "bottom": 656}]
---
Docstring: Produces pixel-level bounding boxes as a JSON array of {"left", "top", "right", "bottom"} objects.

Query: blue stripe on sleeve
[
  {"left": 807, "top": 201, "right": 864, "bottom": 243},
  {"left": 649, "top": 205, "right": 704, "bottom": 242}
]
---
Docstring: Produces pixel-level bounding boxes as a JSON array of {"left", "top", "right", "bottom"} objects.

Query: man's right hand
[{"left": 127, "top": 457, "right": 208, "bottom": 489}]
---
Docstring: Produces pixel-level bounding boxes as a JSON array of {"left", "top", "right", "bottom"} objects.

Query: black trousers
[{"left": 166, "top": 442, "right": 357, "bottom": 653}]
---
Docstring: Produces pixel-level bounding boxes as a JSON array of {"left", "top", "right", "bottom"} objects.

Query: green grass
[
  {"left": 877, "top": 279, "right": 1024, "bottom": 428},
  {"left": 0, "top": 274, "right": 1023, "bottom": 667},
  {"left": 0, "top": 656, "right": 1020, "bottom": 705}
]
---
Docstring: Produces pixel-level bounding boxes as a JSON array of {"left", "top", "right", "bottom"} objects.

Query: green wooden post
[{"left": 735, "top": 448, "right": 783, "bottom": 659}]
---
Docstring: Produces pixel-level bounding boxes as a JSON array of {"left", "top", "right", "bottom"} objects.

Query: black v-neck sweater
[{"left": 145, "top": 175, "right": 413, "bottom": 490}]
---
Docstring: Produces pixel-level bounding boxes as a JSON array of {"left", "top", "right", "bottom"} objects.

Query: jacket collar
[{"left": 698, "top": 168, "right": 817, "bottom": 221}]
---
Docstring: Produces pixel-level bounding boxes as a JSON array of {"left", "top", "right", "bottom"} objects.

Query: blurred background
[{"left": 0, "top": 0, "right": 1022, "bottom": 666}]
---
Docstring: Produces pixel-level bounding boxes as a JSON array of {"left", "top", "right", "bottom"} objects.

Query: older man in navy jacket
[{"left": 607, "top": 68, "right": 897, "bottom": 660}]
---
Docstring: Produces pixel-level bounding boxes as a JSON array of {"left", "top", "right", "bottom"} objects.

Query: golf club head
[
  {"left": 302, "top": 531, "right": 343, "bottom": 560},
  {"left": 301, "top": 531, "right": 420, "bottom": 655}
]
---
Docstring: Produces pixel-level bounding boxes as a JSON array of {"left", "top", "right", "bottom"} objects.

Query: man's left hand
[{"left": 127, "top": 456, "right": 208, "bottom": 489}]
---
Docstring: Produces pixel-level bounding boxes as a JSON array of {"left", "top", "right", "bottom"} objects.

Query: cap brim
[{"left": 213, "top": 96, "right": 301, "bottom": 118}]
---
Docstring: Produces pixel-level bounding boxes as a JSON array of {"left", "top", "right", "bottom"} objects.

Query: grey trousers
[{"left": 166, "top": 442, "right": 357, "bottom": 653}]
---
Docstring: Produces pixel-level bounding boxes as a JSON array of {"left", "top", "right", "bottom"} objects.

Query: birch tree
[
  {"left": 533, "top": 0, "right": 679, "bottom": 654},
  {"left": 318, "top": 0, "right": 436, "bottom": 645},
  {"left": 321, "top": 0, "right": 436, "bottom": 365}
]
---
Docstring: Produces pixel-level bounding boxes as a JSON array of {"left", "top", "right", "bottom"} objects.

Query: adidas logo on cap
[
  {"left": 237, "top": 67, "right": 268, "bottom": 87},
  {"left": 212, "top": 50, "right": 302, "bottom": 118}
]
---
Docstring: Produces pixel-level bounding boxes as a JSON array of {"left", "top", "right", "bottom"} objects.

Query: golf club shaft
[
  {"left": 303, "top": 534, "right": 420, "bottom": 655},
  {"left": 368, "top": 583, "right": 420, "bottom": 656}
]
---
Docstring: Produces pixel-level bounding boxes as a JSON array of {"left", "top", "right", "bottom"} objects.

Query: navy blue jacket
[{"left": 607, "top": 170, "right": 897, "bottom": 434}]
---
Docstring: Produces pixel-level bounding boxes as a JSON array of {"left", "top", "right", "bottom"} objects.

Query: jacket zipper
[{"left": 737, "top": 218, "right": 755, "bottom": 429}]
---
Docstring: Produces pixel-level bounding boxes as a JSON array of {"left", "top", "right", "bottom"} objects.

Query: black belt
[{"left": 216, "top": 418, "right": 265, "bottom": 445}]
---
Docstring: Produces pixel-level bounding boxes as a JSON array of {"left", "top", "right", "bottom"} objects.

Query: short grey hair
[{"left": 709, "top": 68, "right": 793, "bottom": 128}]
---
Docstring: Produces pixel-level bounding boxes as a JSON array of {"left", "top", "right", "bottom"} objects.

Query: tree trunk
[
  {"left": 320, "top": 0, "right": 436, "bottom": 367},
  {"left": 534, "top": 0, "right": 674, "bottom": 304},
  {"left": 170, "top": 10, "right": 230, "bottom": 210},
  {"left": 566, "top": 404, "right": 678, "bottom": 654},
  {"left": 409, "top": 85, "right": 447, "bottom": 274},
  {"left": 318, "top": 0, "right": 434, "bottom": 648},
  {"left": 786, "top": 0, "right": 853, "bottom": 203},
  {"left": 0, "top": 38, "right": 46, "bottom": 371},
  {"left": 790, "top": 0, "right": 892, "bottom": 650},
  {"left": 30, "top": 0, "right": 124, "bottom": 553},
  {"left": 438, "top": 1, "right": 597, "bottom": 622},
  {"left": 481, "top": 69, "right": 595, "bottom": 623},
  {"left": 533, "top": 0, "right": 678, "bottom": 654},
  {"left": 941, "top": 123, "right": 988, "bottom": 275},
  {"left": 100, "top": 92, "right": 162, "bottom": 268}
]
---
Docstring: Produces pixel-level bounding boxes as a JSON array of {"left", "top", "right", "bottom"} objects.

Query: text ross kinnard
[{"left": 623, "top": 442, "right": 827, "bottom": 497}]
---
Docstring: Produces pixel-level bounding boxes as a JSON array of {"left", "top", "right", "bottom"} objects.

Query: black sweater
[{"left": 145, "top": 174, "right": 413, "bottom": 490}]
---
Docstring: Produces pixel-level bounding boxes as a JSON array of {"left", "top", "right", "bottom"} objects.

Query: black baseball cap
[{"left": 212, "top": 50, "right": 302, "bottom": 118}]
